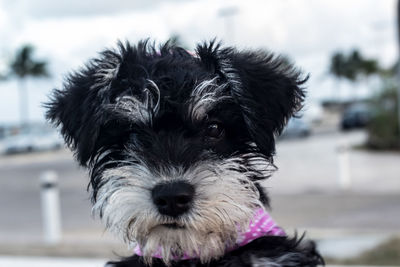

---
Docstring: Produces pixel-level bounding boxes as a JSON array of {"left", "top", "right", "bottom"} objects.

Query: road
[
  {"left": 270, "top": 130, "right": 400, "bottom": 194},
  {"left": 0, "top": 130, "right": 399, "bottom": 256},
  {"left": 0, "top": 256, "right": 106, "bottom": 267}
]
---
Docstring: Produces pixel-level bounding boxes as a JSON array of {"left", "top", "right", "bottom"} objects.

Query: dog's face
[{"left": 47, "top": 40, "right": 305, "bottom": 264}]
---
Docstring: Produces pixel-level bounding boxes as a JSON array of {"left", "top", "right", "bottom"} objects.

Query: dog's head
[{"left": 46, "top": 40, "right": 305, "bottom": 264}]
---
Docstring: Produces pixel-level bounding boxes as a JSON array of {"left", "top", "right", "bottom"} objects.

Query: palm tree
[
  {"left": 329, "top": 51, "right": 348, "bottom": 101},
  {"left": 329, "top": 49, "right": 379, "bottom": 101},
  {"left": 9, "top": 45, "right": 49, "bottom": 124}
]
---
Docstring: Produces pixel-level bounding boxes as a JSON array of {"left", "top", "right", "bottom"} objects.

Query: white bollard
[
  {"left": 40, "top": 171, "right": 62, "bottom": 244},
  {"left": 337, "top": 138, "right": 351, "bottom": 190}
]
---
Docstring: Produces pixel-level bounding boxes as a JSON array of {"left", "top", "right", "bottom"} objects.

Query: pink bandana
[{"left": 134, "top": 208, "right": 285, "bottom": 260}]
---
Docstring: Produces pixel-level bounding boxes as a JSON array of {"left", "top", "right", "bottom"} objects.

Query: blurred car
[
  {"left": 280, "top": 117, "right": 311, "bottom": 139},
  {"left": 0, "top": 134, "right": 33, "bottom": 154},
  {"left": 31, "top": 130, "right": 64, "bottom": 151},
  {"left": 341, "top": 103, "right": 371, "bottom": 130},
  {"left": 0, "top": 128, "right": 63, "bottom": 154}
]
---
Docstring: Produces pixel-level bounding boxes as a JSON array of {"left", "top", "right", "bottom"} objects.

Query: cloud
[
  {"left": 0, "top": 0, "right": 397, "bottom": 123},
  {"left": 1, "top": 0, "right": 192, "bottom": 18}
]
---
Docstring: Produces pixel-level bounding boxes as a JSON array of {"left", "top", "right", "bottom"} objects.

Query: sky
[{"left": 0, "top": 0, "right": 397, "bottom": 124}]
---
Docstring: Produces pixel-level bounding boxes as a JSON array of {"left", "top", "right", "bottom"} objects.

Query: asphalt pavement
[
  {"left": 0, "top": 256, "right": 106, "bottom": 267},
  {"left": 0, "top": 129, "right": 399, "bottom": 261}
]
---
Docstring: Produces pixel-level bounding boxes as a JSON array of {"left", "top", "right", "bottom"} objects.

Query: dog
[{"left": 46, "top": 40, "right": 323, "bottom": 266}]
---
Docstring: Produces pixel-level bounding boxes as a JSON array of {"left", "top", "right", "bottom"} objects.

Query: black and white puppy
[{"left": 46, "top": 40, "right": 323, "bottom": 267}]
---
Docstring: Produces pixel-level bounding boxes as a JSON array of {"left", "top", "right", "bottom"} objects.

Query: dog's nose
[{"left": 151, "top": 181, "right": 194, "bottom": 217}]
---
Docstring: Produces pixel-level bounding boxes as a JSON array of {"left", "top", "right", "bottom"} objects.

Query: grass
[{"left": 326, "top": 237, "right": 400, "bottom": 266}]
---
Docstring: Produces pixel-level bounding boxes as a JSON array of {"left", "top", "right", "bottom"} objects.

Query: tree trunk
[{"left": 18, "top": 78, "right": 28, "bottom": 126}]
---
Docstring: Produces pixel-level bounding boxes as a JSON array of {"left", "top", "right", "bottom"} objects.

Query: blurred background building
[{"left": 0, "top": 0, "right": 399, "bottom": 266}]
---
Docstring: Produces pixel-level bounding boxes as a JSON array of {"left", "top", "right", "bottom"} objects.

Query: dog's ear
[
  {"left": 46, "top": 42, "right": 137, "bottom": 166},
  {"left": 228, "top": 50, "right": 307, "bottom": 158},
  {"left": 46, "top": 48, "right": 120, "bottom": 165},
  {"left": 197, "top": 42, "right": 306, "bottom": 159}
]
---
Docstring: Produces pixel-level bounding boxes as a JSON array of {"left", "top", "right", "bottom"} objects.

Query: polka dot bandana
[
  {"left": 233, "top": 208, "right": 286, "bottom": 248},
  {"left": 134, "top": 208, "right": 285, "bottom": 260}
]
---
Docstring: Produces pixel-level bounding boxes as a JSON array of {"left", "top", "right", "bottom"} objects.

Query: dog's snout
[{"left": 152, "top": 181, "right": 194, "bottom": 217}]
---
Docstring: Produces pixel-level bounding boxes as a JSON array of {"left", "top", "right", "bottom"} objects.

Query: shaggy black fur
[{"left": 46, "top": 39, "right": 323, "bottom": 267}]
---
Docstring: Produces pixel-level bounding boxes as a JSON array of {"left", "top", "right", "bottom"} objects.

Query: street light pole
[
  {"left": 218, "top": 6, "right": 239, "bottom": 44},
  {"left": 397, "top": 0, "right": 400, "bottom": 137}
]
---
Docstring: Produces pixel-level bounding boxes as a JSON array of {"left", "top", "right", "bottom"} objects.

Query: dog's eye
[{"left": 205, "top": 123, "right": 224, "bottom": 139}]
